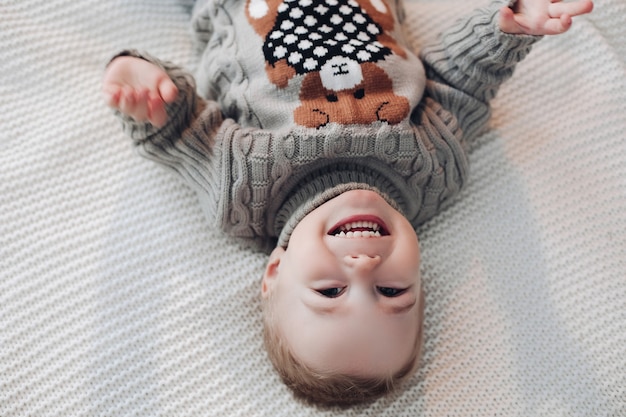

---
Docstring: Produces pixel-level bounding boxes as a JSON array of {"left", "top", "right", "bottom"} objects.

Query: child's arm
[
  {"left": 102, "top": 50, "right": 229, "bottom": 155},
  {"left": 102, "top": 51, "right": 229, "bottom": 232},
  {"left": 499, "top": 0, "right": 593, "bottom": 35},
  {"left": 418, "top": 0, "right": 593, "bottom": 144}
]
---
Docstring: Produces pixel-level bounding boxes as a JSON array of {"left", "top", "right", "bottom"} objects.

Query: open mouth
[{"left": 328, "top": 216, "right": 390, "bottom": 238}]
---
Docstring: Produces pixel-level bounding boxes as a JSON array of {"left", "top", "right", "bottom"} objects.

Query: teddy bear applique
[{"left": 246, "top": 0, "right": 410, "bottom": 128}]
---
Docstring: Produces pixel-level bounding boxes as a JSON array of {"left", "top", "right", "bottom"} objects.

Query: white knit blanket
[{"left": 1, "top": 0, "right": 625, "bottom": 415}]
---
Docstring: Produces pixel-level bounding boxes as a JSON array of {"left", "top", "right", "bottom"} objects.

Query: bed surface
[{"left": 1, "top": 0, "right": 625, "bottom": 415}]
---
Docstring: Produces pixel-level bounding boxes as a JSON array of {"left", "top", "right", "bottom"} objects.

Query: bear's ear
[
  {"left": 357, "top": 0, "right": 395, "bottom": 30},
  {"left": 245, "top": 0, "right": 282, "bottom": 37},
  {"left": 247, "top": 0, "right": 269, "bottom": 19},
  {"left": 369, "top": 0, "right": 389, "bottom": 14},
  {"left": 265, "top": 61, "right": 296, "bottom": 89}
]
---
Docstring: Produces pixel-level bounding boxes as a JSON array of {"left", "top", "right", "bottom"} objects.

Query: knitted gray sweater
[{"left": 116, "top": 0, "right": 538, "bottom": 249}]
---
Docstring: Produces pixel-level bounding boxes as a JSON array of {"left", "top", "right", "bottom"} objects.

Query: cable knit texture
[
  {"left": 1, "top": 0, "right": 625, "bottom": 416},
  {"left": 114, "top": 1, "right": 538, "bottom": 249}
]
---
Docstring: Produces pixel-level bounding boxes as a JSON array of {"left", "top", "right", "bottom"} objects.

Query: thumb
[
  {"left": 157, "top": 77, "right": 178, "bottom": 104},
  {"left": 498, "top": 6, "right": 524, "bottom": 34}
]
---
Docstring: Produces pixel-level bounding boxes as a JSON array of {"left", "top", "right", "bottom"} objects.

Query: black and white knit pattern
[{"left": 263, "top": 0, "right": 392, "bottom": 74}]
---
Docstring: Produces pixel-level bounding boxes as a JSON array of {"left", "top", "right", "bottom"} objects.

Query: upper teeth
[{"left": 334, "top": 221, "right": 382, "bottom": 238}]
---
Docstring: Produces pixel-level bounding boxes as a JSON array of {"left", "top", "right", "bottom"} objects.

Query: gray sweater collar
[{"left": 275, "top": 168, "right": 406, "bottom": 248}]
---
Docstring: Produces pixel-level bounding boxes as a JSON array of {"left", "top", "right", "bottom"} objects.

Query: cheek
[
  {"left": 396, "top": 236, "right": 421, "bottom": 277},
  {"left": 287, "top": 234, "right": 337, "bottom": 271}
]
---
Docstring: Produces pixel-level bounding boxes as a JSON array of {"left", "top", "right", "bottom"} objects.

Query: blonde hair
[{"left": 262, "top": 287, "right": 425, "bottom": 407}]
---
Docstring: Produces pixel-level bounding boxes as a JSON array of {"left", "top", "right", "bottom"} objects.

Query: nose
[{"left": 344, "top": 254, "right": 381, "bottom": 272}]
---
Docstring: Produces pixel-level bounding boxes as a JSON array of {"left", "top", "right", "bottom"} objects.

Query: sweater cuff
[{"left": 443, "top": 3, "right": 542, "bottom": 76}]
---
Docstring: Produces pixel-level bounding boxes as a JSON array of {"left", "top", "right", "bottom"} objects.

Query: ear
[{"left": 261, "top": 246, "right": 285, "bottom": 298}]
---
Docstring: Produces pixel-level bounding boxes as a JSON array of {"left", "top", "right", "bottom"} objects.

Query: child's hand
[
  {"left": 102, "top": 56, "right": 178, "bottom": 128},
  {"left": 499, "top": 0, "right": 593, "bottom": 35}
]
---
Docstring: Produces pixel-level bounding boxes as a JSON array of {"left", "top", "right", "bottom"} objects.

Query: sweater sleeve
[
  {"left": 112, "top": 50, "right": 230, "bottom": 231},
  {"left": 190, "top": 1, "right": 215, "bottom": 61},
  {"left": 419, "top": 1, "right": 541, "bottom": 144}
]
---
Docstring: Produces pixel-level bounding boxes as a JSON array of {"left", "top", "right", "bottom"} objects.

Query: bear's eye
[
  {"left": 326, "top": 94, "right": 338, "bottom": 102},
  {"left": 353, "top": 88, "right": 365, "bottom": 99}
]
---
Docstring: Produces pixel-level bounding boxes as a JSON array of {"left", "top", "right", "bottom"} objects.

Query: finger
[
  {"left": 119, "top": 87, "right": 149, "bottom": 122},
  {"left": 157, "top": 77, "right": 178, "bottom": 103},
  {"left": 498, "top": 6, "right": 525, "bottom": 34},
  {"left": 549, "top": 0, "right": 593, "bottom": 18},
  {"left": 147, "top": 93, "right": 168, "bottom": 128},
  {"left": 102, "top": 84, "right": 122, "bottom": 108},
  {"left": 132, "top": 88, "right": 151, "bottom": 122},
  {"left": 117, "top": 86, "right": 135, "bottom": 114},
  {"left": 542, "top": 14, "right": 573, "bottom": 35}
]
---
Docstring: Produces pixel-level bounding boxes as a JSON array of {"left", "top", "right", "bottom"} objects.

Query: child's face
[{"left": 263, "top": 190, "right": 423, "bottom": 377}]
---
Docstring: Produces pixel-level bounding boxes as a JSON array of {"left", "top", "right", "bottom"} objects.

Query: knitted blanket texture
[{"left": 1, "top": 0, "right": 625, "bottom": 416}]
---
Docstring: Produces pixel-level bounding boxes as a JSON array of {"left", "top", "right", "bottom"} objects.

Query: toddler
[{"left": 103, "top": 0, "right": 593, "bottom": 406}]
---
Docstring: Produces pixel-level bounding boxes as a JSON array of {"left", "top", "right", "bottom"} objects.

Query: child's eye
[
  {"left": 317, "top": 287, "right": 345, "bottom": 298},
  {"left": 377, "top": 287, "right": 406, "bottom": 297}
]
